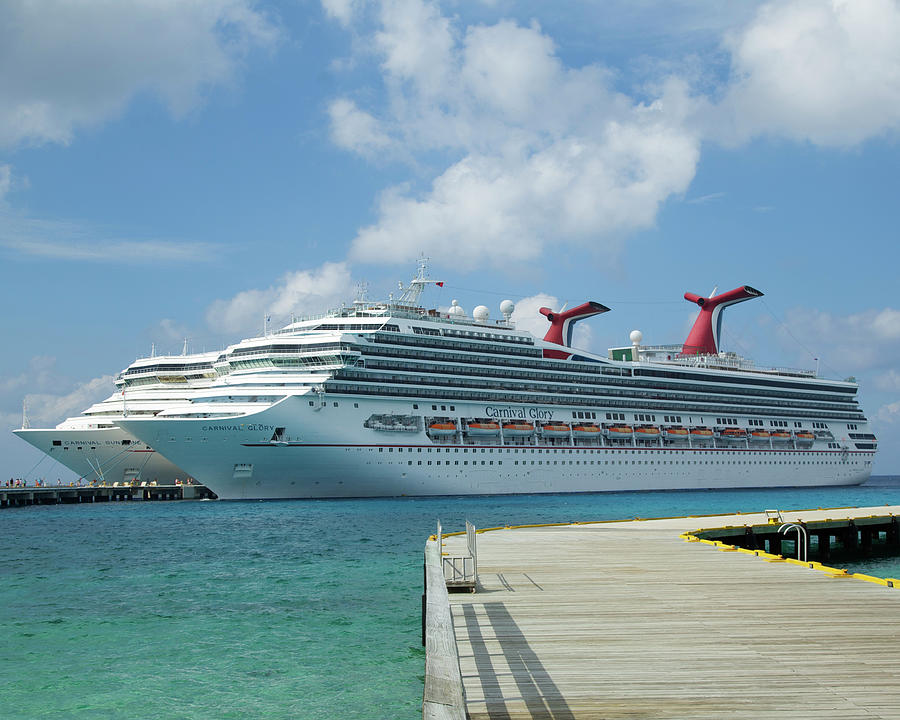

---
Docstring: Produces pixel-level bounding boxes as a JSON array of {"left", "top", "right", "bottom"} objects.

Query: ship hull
[
  {"left": 118, "top": 396, "right": 873, "bottom": 500},
  {"left": 13, "top": 427, "right": 188, "bottom": 485}
]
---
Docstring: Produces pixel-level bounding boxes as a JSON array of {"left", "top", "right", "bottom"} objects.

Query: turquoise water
[{"left": 3, "top": 478, "right": 899, "bottom": 719}]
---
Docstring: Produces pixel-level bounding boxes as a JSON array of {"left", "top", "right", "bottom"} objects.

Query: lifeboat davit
[
  {"left": 663, "top": 426, "right": 689, "bottom": 442},
  {"left": 541, "top": 423, "right": 571, "bottom": 438},
  {"left": 572, "top": 424, "right": 602, "bottom": 439},
  {"left": 502, "top": 422, "right": 535, "bottom": 437},
  {"left": 794, "top": 431, "right": 815, "bottom": 447},
  {"left": 771, "top": 431, "right": 792, "bottom": 443},
  {"left": 748, "top": 430, "right": 771, "bottom": 443},
  {"left": 466, "top": 422, "right": 500, "bottom": 436},
  {"left": 604, "top": 425, "right": 633, "bottom": 440},
  {"left": 428, "top": 422, "right": 457, "bottom": 437},
  {"left": 717, "top": 427, "right": 747, "bottom": 442}
]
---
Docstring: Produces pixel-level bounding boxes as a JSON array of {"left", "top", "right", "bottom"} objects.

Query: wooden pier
[
  {"left": 436, "top": 506, "right": 900, "bottom": 719},
  {"left": 0, "top": 484, "right": 217, "bottom": 508}
]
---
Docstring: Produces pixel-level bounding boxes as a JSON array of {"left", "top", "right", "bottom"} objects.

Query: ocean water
[{"left": 3, "top": 478, "right": 899, "bottom": 719}]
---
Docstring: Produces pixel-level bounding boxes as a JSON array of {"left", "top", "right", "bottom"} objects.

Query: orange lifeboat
[
  {"left": 541, "top": 423, "right": 571, "bottom": 438},
  {"left": 717, "top": 427, "right": 747, "bottom": 442},
  {"left": 502, "top": 422, "right": 534, "bottom": 437},
  {"left": 690, "top": 427, "right": 713, "bottom": 438},
  {"left": 428, "top": 422, "right": 457, "bottom": 437},
  {"left": 794, "top": 431, "right": 815, "bottom": 446},
  {"left": 771, "top": 431, "right": 792, "bottom": 443},
  {"left": 572, "top": 424, "right": 602, "bottom": 439},
  {"left": 663, "top": 426, "right": 689, "bottom": 442},
  {"left": 748, "top": 430, "right": 771, "bottom": 443},
  {"left": 604, "top": 425, "right": 633, "bottom": 440},
  {"left": 466, "top": 421, "right": 500, "bottom": 436},
  {"left": 634, "top": 425, "right": 660, "bottom": 437}
]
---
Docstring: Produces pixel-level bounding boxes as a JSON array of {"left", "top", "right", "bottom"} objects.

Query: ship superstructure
[
  {"left": 108, "top": 266, "right": 875, "bottom": 499},
  {"left": 14, "top": 351, "right": 220, "bottom": 484}
]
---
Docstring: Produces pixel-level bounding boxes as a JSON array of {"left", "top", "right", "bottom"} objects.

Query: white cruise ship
[
  {"left": 13, "top": 351, "right": 221, "bottom": 484},
  {"left": 111, "top": 264, "right": 876, "bottom": 500}
]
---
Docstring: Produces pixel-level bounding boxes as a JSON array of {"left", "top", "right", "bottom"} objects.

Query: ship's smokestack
[
  {"left": 681, "top": 286, "right": 763, "bottom": 355},
  {"left": 540, "top": 301, "right": 610, "bottom": 359}
]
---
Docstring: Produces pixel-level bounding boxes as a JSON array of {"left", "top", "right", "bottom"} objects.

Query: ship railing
[
  {"left": 277, "top": 303, "right": 515, "bottom": 330},
  {"left": 641, "top": 351, "right": 817, "bottom": 378}
]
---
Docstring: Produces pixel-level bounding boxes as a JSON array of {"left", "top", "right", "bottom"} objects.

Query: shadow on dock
[{"left": 462, "top": 602, "right": 575, "bottom": 720}]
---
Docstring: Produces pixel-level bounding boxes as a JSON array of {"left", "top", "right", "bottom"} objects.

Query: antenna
[
  {"left": 150, "top": 342, "right": 156, "bottom": 358},
  {"left": 182, "top": 338, "right": 189, "bottom": 356},
  {"left": 396, "top": 256, "right": 444, "bottom": 305},
  {"left": 21, "top": 399, "right": 29, "bottom": 429}
]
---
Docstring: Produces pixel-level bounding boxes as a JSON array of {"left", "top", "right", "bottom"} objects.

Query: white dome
[
  {"left": 473, "top": 305, "right": 490, "bottom": 322},
  {"left": 499, "top": 300, "right": 515, "bottom": 317},
  {"left": 449, "top": 299, "right": 465, "bottom": 316},
  {"left": 629, "top": 329, "right": 643, "bottom": 345}
]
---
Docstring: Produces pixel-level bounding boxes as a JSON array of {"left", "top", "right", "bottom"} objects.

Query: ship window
[
  {"left": 309, "top": 401, "right": 314, "bottom": 406},
  {"left": 413, "top": 404, "right": 419, "bottom": 409},
  {"left": 52, "top": 440, "right": 61, "bottom": 446}
]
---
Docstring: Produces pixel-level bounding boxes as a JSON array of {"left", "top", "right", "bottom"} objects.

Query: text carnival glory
[{"left": 483, "top": 406, "right": 554, "bottom": 420}]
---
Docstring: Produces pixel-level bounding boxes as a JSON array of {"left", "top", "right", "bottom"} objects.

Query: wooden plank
[
  {"left": 445, "top": 506, "right": 900, "bottom": 719},
  {"left": 422, "top": 537, "right": 466, "bottom": 720}
]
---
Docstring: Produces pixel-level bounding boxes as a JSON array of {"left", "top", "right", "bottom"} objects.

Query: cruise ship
[
  {"left": 112, "top": 264, "right": 876, "bottom": 500},
  {"left": 13, "top": 351, "right": 221, "bottom": 484}
]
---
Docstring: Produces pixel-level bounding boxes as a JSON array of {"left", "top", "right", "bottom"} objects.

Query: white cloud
[
  {"left": 24, "top": 375, "right": 117, "bottom": 428},
  {"left": 335, "top": 2, "right": 701, "bottom": 268},
  {"left": 686, "top": 191, "right": 725, "bottom": 205},
  {"left": 777, "top": 305, "right": 900, "bottom": 373},
  {"left": 1, "top": 355, "right": 114, "bottom": 430},
  {"left": 321, "top": 0, "right": 365, "bottom": 27},
  {"left": 0, "top": 0, "right": 280, "bottom": 148},
  {"left": 206, "top": 261, "right": 354, "bottom": 334},
  {"left": 716, "top": 0, "right": 900, "bottom": 146},
  {"left": 876, "top": 400, "right": 900, "bottom": 424},
  {"left": 0, "top": 164, "right": 10, "bottom": 201},
  {"left": 874, "top": 369, "right": 900, "bottom": 391},
  {"left": 0, "top": 220, "right": 218, "bottom": 263},
  {"left": 328, "top": 98, "right": 393, "bottom": 156}
]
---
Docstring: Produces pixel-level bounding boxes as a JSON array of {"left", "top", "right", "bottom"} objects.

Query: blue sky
[{"left": 3, "top": 0, "right": 900, "bottom": 478}]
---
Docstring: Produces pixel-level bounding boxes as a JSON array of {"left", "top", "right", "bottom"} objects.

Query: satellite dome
[
  {"left": 473, "top": 305, "right": 490, "bottom": 322},
  {"left": 499, "top": 300, "right": 515, "bottom": 318},
  {"left": 449, "top": 299, "right": 465, "bottom": 316},
  {"left": 630, "top": 329, "right": 643, "bottom": 345}
]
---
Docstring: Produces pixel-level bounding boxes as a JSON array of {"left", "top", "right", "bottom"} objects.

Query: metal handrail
[{"left": 778, "top": 523, "right": 808, "bottom": 562}]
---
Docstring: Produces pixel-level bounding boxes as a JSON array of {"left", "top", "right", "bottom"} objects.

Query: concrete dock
[
  {"left": 438, "top": 506, "right": 900, "bottom": 719},
  {"left": 0, "top": 484, "right": 217, "bottom": 508}
]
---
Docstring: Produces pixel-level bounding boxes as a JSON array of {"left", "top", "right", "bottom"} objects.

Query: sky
[{"left": 2, "top": 0, "right": 900, "bottom": 478}]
